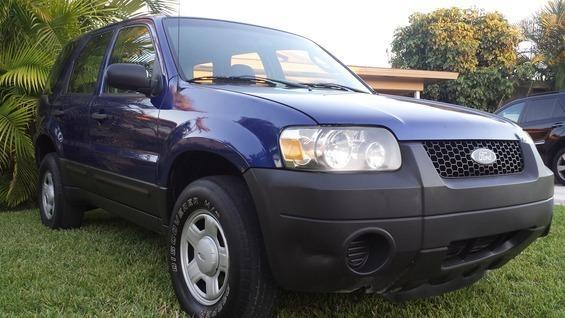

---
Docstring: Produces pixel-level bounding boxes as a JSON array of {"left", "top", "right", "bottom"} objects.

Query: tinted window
[
  {"left": 523, "top": 97, "right": 557, "bottom": 122},
  {"left": 498, "top": 102, "right": 525, "bottom": 123},
  {"left": 552, "top": 99, "right": 565, "bottom": 117},
  {"left": 105, "top": 26, "right": 156, "bottom": 94},
  {"left": 46, "top": 41, "right": 77, "bottom": 95},
  {"left": 68, "top": 32, "right": 112, "bottom": 94}
]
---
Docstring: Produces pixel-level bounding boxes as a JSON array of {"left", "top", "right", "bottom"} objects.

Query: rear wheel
[
  {"left": 38, "top": 153, "right": 84, "bottom": 229},
  {"left": 552, "top": 148, "right": 565, "bottom": 185},
  {"left": 168, "top": 176, "right": 277, "bottom": 318}
]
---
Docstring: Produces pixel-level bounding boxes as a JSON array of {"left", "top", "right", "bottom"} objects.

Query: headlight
[{"left": 279, "top": 126, "right": 401, "bottom": 171}]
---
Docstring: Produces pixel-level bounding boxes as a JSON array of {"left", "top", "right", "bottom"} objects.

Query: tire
[
  {"left": 168, "top": 176, "right": 277, "bottom": 318},
  {"left": 552, "top": 148, "right": 565, "bottom": 185},
  {"left": 38, "top": 153, "right": 84, "bottom": 229}
]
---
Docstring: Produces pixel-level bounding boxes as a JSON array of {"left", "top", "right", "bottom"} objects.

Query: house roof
[{"left": 348, "top": 66, "right": 459, "bottom": 81}]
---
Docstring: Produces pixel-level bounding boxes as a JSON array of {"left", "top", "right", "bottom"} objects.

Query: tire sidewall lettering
[{"left": 169, "top": 195, "right": 228, "bottom": 317}]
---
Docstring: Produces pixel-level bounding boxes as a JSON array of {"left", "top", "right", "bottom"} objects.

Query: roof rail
[{"left": 529, "top": 90, "right": 565, "bottom": 97}]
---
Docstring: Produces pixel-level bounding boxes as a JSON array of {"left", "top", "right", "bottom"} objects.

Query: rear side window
[
  {"left": 45, "top": 41, "right": 76, "bottom": 95},
  {"left": 552, "top": 98, "right": 565, "bottom": 117},
  {"left": 523, "top": 97, "right": 557, "bottom": 123},
  {"left": 498, "top": 102, "right": 525, "bottom": 123},
  {"left": 105, "top": 25, "right": 156, "bottom": 94},
  {"left": 68, "top": 32, "right": 113, "bottom": 94}
]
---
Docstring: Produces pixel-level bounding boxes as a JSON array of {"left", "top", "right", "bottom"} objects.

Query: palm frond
[
  {"left": 0, "top": 0, "right": 175, "bottom": 207},
  {"left": 0, "top": 154, "right": 37, "bottom": 208},
  {"left": 0, "top": 41, "right": 54, "bottom": 93},
  {"left": 0, "top": 93, "right": 36, "bottom": 167}
]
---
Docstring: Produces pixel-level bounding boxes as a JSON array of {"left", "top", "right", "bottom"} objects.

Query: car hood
[{"left": 212, "top": 86, "right": 522, "bottom": 141}]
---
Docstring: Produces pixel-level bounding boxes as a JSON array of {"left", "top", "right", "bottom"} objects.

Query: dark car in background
[{"left": 496, "top": 91, "right": 565, "bottom": 183}]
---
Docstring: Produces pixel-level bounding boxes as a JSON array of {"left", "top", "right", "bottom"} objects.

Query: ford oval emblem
[{"left": 471, "top": 148, "right": 497, "bottom": 165}]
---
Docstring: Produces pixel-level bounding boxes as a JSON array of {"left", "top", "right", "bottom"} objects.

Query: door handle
[
  {"left": 91, "top": 111, "right": 109, "bottom": 121},
  {"left": 551, "top": 122, "right": 564, "bottom": 128}
]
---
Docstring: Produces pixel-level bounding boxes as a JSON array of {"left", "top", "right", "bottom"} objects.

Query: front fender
[{"left": 157, "top": 114, "right": 280, "bottom": 186}]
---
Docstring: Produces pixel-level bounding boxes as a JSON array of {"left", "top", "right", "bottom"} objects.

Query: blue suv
[{"left": 36, "top": 17, "right": 554, "bottom": 317}]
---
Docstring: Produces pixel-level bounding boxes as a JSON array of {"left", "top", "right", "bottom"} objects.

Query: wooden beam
[
  {"left": 363, "top": 79, "right": 424, "bottom": 91},
  {"left": 349, "top": 65, "right": 459, "bottom": 80}
]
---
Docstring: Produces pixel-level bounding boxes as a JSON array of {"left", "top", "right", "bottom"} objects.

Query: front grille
[
  {"left": 346, "top": 238, "right": 370, "bottom": 270},
  {"left": 423, "top": 140, "right": 524, "bottom": 178},
  {"left": 444, "top": 231, "right": 517, "bottom": 265}
]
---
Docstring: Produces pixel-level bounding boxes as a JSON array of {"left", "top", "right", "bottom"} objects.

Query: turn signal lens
[{"left": 280, "top": 138, "right": 305, "bottom": 161}]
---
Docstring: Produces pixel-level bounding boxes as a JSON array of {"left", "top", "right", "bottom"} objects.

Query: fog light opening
[{"left": 346, "top": 231, "right": 392, "bottom": 275}]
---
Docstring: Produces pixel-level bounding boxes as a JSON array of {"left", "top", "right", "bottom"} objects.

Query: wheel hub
[
  {"left": 195, "top": 236, "right": 219, "bottom": 275},
  {"left": 41, "top": 171, "right": 55, "bottom": 219},
  {"left": 179, "top": 210, "right": 230, "bottom": 306}
]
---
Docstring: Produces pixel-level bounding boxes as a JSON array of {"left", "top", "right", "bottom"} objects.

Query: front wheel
[
  {"left": 552, "top": 148, "right": 565, "bottom": 185},
  {"left": 168, "top": 176, "right": 277, "bottom": 318}
]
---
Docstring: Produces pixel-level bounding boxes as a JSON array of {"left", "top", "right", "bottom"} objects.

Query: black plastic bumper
[{"left": 244, "top": 142, "right": 554, "bottom": 299}]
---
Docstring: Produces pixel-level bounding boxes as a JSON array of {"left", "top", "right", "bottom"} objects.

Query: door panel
[
  {"left": 88, "top": 24, "right": 164, "bottom": 216},
  {"left": 521, "top": 97, "right": 561, "bottom": 144},
  {"left": 55, "top": 32, "right": 113, "bottom": 165},
  {"left": 89, "top": 96, "right": 161, "bottom": 182}
]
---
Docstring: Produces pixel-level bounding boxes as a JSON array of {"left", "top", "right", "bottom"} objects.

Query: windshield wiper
[
  {"left": 301, "top": 82, "right": 365, "bottom": 93},
  {"left": 188, "top": 75, "right": 310, "bottom": 89}
]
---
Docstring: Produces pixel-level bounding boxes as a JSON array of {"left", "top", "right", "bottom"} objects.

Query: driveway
[{"left": 554, "top": 184, "right": 565, "bottom": 205}]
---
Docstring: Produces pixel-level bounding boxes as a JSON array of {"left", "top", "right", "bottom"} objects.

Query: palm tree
[
  {"left": 521, "top": 0, "right": 565, "bottom": 90},
  {"left": 0, "top": 0, "right": 175, "bottom": 207}
]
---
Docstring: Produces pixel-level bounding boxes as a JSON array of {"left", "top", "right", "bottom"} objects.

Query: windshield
[{"left": 164, "top": 18, "right": 371, "bottom": 93}]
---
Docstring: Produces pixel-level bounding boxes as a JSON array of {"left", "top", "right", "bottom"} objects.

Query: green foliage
[
  {"left": 1, "top": 208, "right": 564, "bottom": 316},
  {"left": 521, "top": 0, "right": 565, "bottom": 90},
  {"left": 391, "top": 8, "right": 521, "bottom": 111},
  {"left": 0, "top": 0, "right": 175, "bottom": 207}
]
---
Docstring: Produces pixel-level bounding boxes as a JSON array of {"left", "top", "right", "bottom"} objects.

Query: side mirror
[{"left": 106, "top": 63, "right": 153, "bottom": 96}]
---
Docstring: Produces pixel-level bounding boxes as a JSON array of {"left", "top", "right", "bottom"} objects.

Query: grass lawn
[{"left": 0, "top": 207, "right": 563, "bottom": 317}]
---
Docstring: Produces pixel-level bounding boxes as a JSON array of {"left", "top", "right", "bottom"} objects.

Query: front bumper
[{"left": 243, "top": 142, "right": 554, "bottom": 299}]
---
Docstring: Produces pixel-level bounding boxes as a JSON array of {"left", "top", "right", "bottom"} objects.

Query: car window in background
[
  {"left": 498, "top": 102, "right": 525, "bottom": 123},
  {"left": 68, "top": 32, "right": 113, "bottom": 94},
  {"left": 105, "top": 25, "right": 156, "bottom": 94},
  {"left": 553, "top": 97, "right": 565, "bottom": 117},
  {"left": 523, "top": 97, "right": 557, "bottom": 123}
]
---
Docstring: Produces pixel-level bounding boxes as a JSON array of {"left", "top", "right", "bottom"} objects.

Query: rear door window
[
  {"left": 522, "top": 97, "right": 557, "bottom": 123},
  {"left": 68, "top": 32, "right": 113, "bottom": 94},
  {"left": 46, "top": 41, "right": 77, "bottom": 95},
  {"left": 553, "top": 96, "right": 565, "bottom": 117}
]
